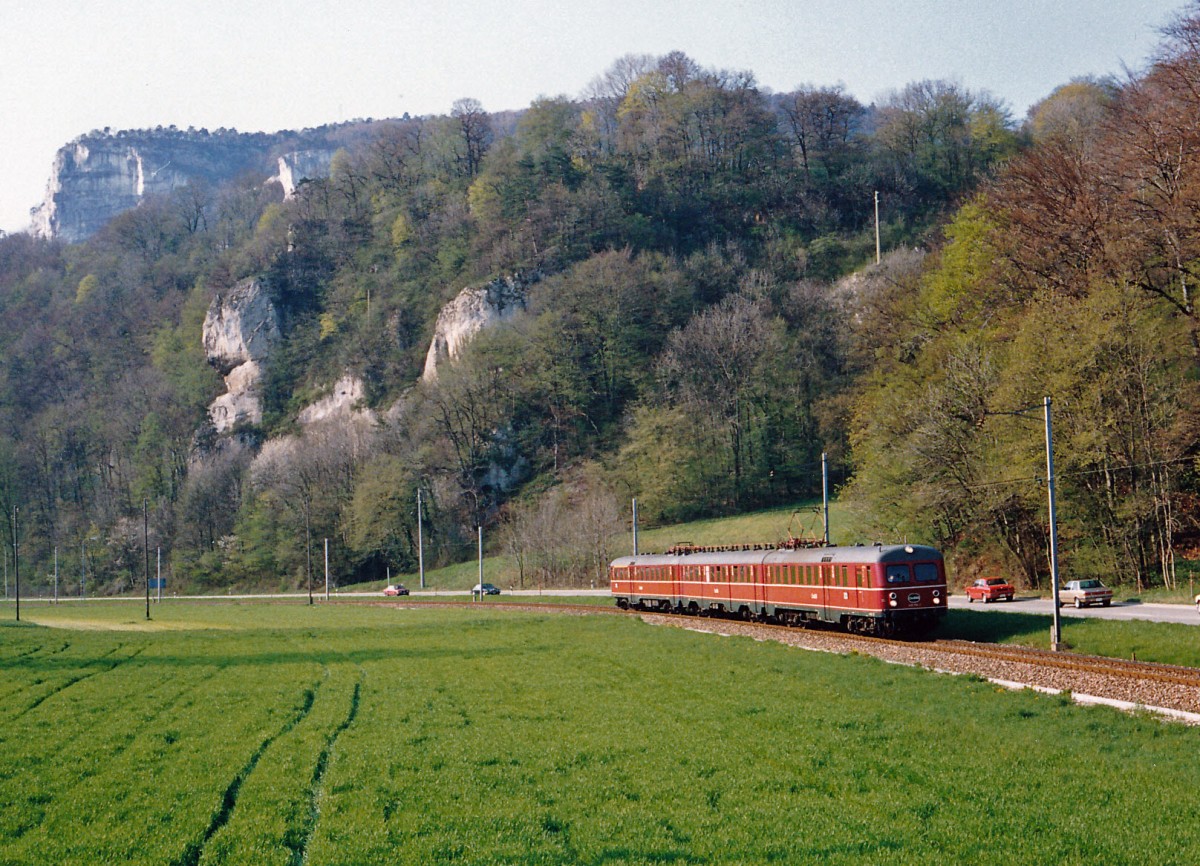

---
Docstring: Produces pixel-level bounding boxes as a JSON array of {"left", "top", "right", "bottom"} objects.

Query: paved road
[
  {"left": 11, "top": 588, "right": 1197, "bottom": 626},
  {"left": 948, "top": 594, "right": 1199, "bottom": 625}
]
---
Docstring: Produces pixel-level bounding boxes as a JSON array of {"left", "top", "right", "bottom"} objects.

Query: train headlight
[{"left": 889, "top": 592, "right": 897, "bottom": 601}]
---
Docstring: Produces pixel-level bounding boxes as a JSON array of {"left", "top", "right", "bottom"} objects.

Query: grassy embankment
[
  {"left": 1, "top": 601, "right": 1199, "bottom": 865},
  {"left": 396, "top": 500, "right": 862, "bottom": 593}
]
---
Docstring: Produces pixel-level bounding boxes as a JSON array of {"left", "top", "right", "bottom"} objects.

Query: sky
[{"left": 0, "top": 0, "right": 1188, "bottom": 234}]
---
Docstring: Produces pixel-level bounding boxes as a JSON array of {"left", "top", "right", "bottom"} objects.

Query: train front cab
[{"left": 870, "top": 546, "right": 947, "bottom": 636}]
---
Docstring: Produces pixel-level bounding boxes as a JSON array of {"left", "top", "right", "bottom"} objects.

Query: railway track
[{"left": 930, "top": 638, "right": 1200, "bottom": 690}]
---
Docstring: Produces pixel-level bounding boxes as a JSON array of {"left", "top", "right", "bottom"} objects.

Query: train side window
[{"left": 885, "top": 565, "right": 910, "bottom": 585}]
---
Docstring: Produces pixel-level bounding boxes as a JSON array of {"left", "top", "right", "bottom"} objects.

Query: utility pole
[
  {"left": 144, "top": 500, "right": 151, "bottom": 621},
  {"left": 632, "top": 498, "right": 639, "bottom": 557},
  {"left": 305, "top": 502, "right": 313, "bottom": 606},
  {"left": 1044, "top": 397, "right": 1063, "bottom": 650},
  {"left": 324, "top": 538, "right": 330, "bottom": 601},
  {"left": 417, "top": 489, "right": 426, "bottom": 590},
  {"left": 53, "top": 547, "right": 58, "bottom": 605},
  {"left": 476, "top": 525, "right": 483, "bottom": 601},
  {"left": 13, "top": 507, "right": 19, "bottom": 622},
  {"left": 821, "top": 453, "right": 830, "bottom": 545},
  {"left": 874, "top": 191, "right": 881, "bottom": 264}
]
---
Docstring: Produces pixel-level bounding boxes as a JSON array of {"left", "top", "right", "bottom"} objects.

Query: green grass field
[{"left": 2, "top": 601, "right": 1199, "bottom": 865}]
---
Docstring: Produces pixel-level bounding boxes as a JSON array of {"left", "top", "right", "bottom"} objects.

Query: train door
[
  {"left": 819, "top": 561, "right": 832, "bottom": 622},
  {"left": 755, "top": 562, "right": 767, "bottom": 617}
]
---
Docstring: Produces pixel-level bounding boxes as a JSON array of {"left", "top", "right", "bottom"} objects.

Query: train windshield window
[
  {"left": 885, "top": 565, "right": 910, "bottom": 585},
  {"left": 914, "top": 563, "right": 939, "bottom": 582}
]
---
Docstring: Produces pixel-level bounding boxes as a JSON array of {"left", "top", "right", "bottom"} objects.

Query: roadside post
[
  {"left": 476, "top": 525, "right": 483, "bottom": 602},
  {"left": 1044, "top": 397, "right": 1062, "bottom": 650}
]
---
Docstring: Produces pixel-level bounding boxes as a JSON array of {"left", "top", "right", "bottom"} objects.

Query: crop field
[{"left": 2, "top": 601, "right": 1199, "bottom": 865}]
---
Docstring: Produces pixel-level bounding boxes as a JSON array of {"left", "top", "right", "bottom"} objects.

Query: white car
[{"left": 1060, "top": 579, "right": 1112, "bottom": 608}]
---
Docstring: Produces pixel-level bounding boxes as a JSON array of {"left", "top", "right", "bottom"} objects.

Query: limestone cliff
[
  {"left": 273, "top": 150, "right": 335, "bottom": 198},
  {"left": 32, "top": 131, "right": 277, "bottom": 243},
  {"left": 30, "top": 124, "right": 382, "bottom": 243},
  {"left": 203, "top": 277, "right": 281, "bottom": 433},
  {"left": 421, "top": 272, "right": 538, "bottom": 383}
]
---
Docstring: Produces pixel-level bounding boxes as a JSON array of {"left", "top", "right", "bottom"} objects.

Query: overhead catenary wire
[{"left": 962, "top": 454, "right": 1199, "bottom": 492}]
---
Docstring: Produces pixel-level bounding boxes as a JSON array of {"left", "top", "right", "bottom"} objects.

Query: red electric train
[{"left": 610, "top": 542, "right": 947, "bottom": 637}]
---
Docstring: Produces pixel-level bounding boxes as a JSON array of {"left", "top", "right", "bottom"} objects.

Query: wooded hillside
[{"left": 3, "top": 8, "right": 1199, "bottom": 594}]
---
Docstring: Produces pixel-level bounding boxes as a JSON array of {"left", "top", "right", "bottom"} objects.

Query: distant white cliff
[
  {"left": 202, "top": 277, "right": 281, "bottom": 434},
  {"left": 422, "top": 272, "right": 538, "bottom": 383},
  {"left": 29, "top": 125, "right": 374, "bottom": 243}
]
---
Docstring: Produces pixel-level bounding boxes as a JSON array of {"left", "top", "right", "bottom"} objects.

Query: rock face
[
  {"left": 32, "top": 131, "right": 275, "bottom": 243},
  {"left": 203, "top": 278, "right": 281, "bottom": 433},
  {"left": 422, "top": 272, "right": 538, "bottom": 383},
  {"left": 30, "top": 123, "right": 387, "bottom": 243},
  {"left": 273, "top": 150, "right": 335, "bottom": 198},
  {"left": 297, "top": 375, "right": 374, "bottom": 426}
]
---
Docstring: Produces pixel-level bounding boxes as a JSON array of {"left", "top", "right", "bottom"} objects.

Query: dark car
[
  {"left": 472, "top": 583, "right": 501, "bottom": 595},
  {"left": 382, "top": 584, "right": 409, "bottom": 597}
]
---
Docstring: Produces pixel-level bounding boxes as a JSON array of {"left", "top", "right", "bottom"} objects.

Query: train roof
[{"left": 610, "top": 543, "right": 942, "bottom": 569}]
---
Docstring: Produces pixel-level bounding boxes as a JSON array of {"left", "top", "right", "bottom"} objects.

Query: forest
[{"left": 2, "top": 6, "right": 1200, "bottom": 595}]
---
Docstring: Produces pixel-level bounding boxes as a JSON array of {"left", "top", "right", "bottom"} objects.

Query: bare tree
[
  {"left": 657, "top": 294, "right": 782, "bottom": 506},
  {"left": 500, "top": 477, "right": 623, "bottom": 587},
  {"left": 451, "top": 98, "right": 492, "bottom": 178},
  {"left": 777, "top": 84, "right": 864, "bottom": 177}
]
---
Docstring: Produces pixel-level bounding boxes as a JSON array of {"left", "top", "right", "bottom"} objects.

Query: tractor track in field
[
  {"left": 286, "top": 673, "right": 363, "bottom": 866},
  {"left": 375, "top": 599, "right": 1200, "bottom": 722},
  {"left": 7, "top": 643, "right": 147, "bottom": 722},
  {"left": 173, "top": 680, "right": 322, "bottom": 866}
]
